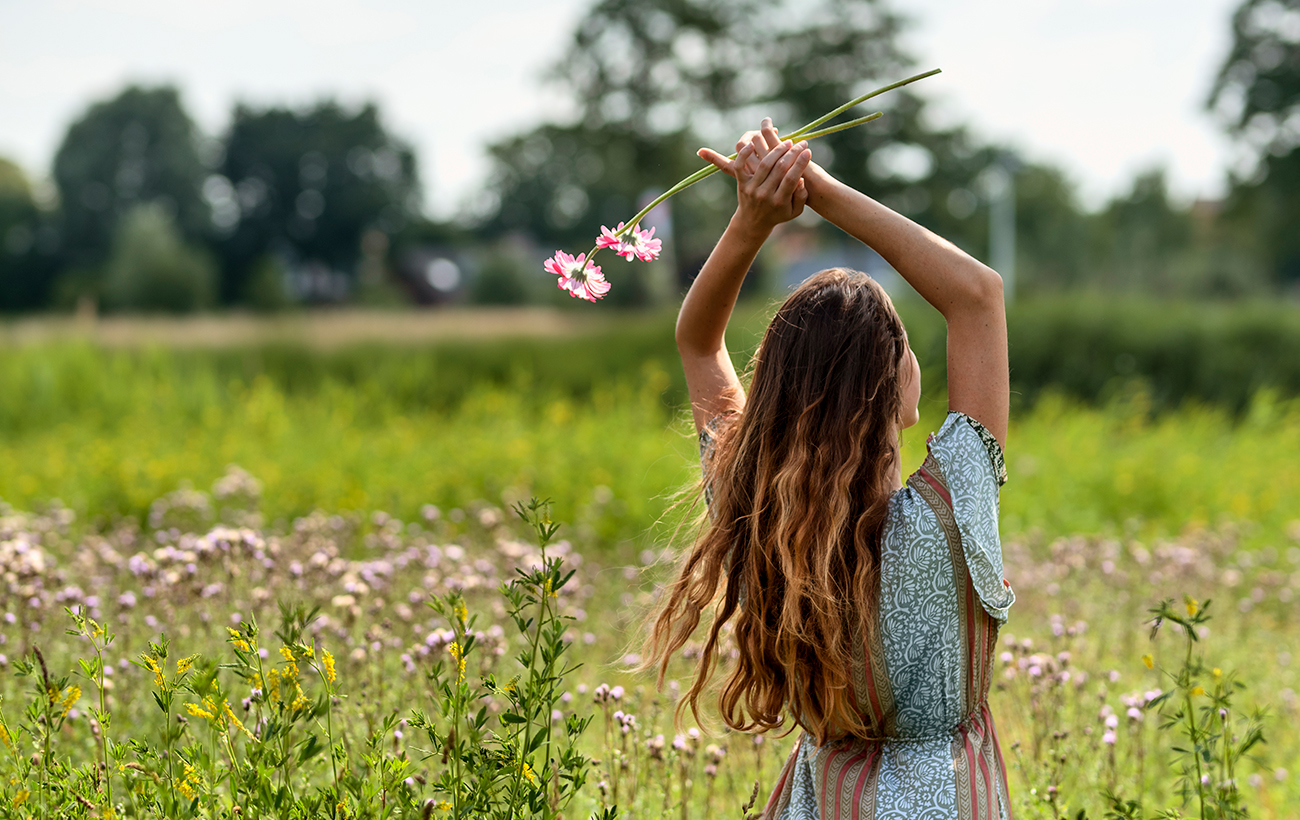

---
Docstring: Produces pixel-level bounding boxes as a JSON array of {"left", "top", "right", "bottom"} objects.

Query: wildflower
[
  {"left": 226, "top": 628, "right": 251, "bottom": 653},
  {"left": 453, "top": 598, "right": 468, "bottom": 624},
  {"left": 544, "top": 251, "right": 610, "bottom": 302},
  {"left": 1102, "top": 729, "right": 1117, "bottom": 745},
  {"left": 1185, "top": 596, "right": 1199, "bottom": 616},
  {"left": 222, "top": 700, "right": 256, "bottom": 740},
  {"left": 322, "top": 648, "right": 336, "bottom": 684},
  {"left": 13, "top": 790, "right": 28, "bottom": 807},
  {"left": 1142, "top": 654, "right": 1154, "bottom": 669},
  {"left": 597, "top": 223, "right": 662, "bottom": 262},
  {"left": 447, "top": 642, "right": 466, "bottom": 684},
  {"left": 186, "top": 702, "right": 216, "bottom": 721},
  {"left": 176, "top": 655, "right": 198, "bottom": 675},
  {"left": 520, "top": 759, "right": 537, "bottom": 785},
  {"left": 1190, "top": 686, "right": 1206, "bottom": 697},
  {"left": 280, "top": 646, "right": 295, "bottom": 663},
  {"left": 0, "top": 724, "right": 11, "bottom": 749},
  {"left": 59, "top": 685, "right": 82, "bottom": 718},
  {"left": 145, "top": 656, "right": 165, "bottom": 688}
]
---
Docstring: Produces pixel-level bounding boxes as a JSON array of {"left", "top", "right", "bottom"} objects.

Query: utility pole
[{"left": 985, "top": 152, "right": 1019, "bottom": 303}]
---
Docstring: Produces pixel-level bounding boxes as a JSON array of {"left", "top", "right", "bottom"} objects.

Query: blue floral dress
[{"left": 700, "top": 412, "right": 1015, "bottom": 820}]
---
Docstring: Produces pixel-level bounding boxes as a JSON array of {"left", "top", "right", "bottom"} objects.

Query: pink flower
[
  {"left": 628, "top": 225, "right": 662, "bottom": 262},
  {"left": 544, "top": 251, "right": 610, "bottom": 301},
  {"left": 596, "top": 222, "right": 662, "bottom": 262},
  {"left": 596, "top": 224, "right": 626, "bottom": 252}
]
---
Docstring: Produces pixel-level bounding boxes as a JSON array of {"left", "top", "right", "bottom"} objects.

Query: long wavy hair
[{"left": 648, "top": 268, "right": 909, "bottom": 745}]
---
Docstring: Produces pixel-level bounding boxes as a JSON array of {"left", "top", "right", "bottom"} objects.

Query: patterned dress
[{"left": 700, "top": 412, "right": 1015, "bottom": 820}]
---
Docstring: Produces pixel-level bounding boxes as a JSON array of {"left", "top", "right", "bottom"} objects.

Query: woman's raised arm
[{"left": 677, "top": 137, "right": 812, "bottom": 433}]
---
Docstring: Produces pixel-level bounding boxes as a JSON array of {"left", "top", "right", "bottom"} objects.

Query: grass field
[{"left": 0, "top": 304, "right": 1298, "bottom": 818}]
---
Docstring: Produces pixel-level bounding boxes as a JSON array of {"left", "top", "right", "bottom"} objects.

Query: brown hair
[{"left": 648, "top": 268, "right": 909, "bottom": 745}]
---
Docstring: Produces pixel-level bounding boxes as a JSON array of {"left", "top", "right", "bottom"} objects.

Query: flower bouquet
[{"left": 543, "top": 68, "right": 942, "bottom": 301}]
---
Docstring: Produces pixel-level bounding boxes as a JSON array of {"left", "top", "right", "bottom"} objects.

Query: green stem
[
  {"left": 312, "top": 657, "right": 339, "bottom": 788},
  {"left": 574, "top": 71, "right": 937, "bottom": 272},
  {"left": 1185, "top": 632, "right": 1206, "bottom": 820},
  {"left": 783, "top": 68, "right": 941, "bottom": 142}
]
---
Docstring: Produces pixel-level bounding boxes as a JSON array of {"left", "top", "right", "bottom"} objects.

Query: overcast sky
[{"left": 0, "top": 0, "right": 1244, "bottom": 218}]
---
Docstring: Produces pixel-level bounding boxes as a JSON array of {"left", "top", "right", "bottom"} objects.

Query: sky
[{"left": 0, "top": 0, "right": 1245, "bottom": 218}]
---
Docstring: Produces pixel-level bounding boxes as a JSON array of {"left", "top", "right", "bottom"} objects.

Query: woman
[{"left": 647, "top": 119, "right": 1015, "bottom": 819}]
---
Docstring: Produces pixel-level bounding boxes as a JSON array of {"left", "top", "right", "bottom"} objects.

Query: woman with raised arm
[{"left": 648, "top": 118, "right": 1015, "bottom": 819}]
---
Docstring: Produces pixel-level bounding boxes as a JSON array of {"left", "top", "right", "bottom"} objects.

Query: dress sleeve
[{"left": 925, "top": 412, "right": 1015, "bottom": 622}]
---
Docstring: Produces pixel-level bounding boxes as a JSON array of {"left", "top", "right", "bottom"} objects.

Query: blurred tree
[
  {"left": 215, "top": 102, "right": 419, "bottom": 304},
  {"left": 1093, "top": 169, "right": 1195, "bottom": 292},
  {"left": 0, "top": 158, "right": 58, "bottom": 311},
  {"left": 102, "top": 202, "right": 217, "bottom": 313},
  {"left": 52, "top": 86, "right": 210, "bottom": 278},
  {"left": 1208, "top": 0, "right": 1300, "bottom": 288}
]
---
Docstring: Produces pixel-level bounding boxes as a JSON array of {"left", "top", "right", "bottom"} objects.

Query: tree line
[{"left": 0, "top": 0, "right": 1296, "bottom": 313}]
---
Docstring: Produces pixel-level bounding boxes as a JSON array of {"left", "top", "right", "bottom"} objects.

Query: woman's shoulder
[{"left": 926, "top": 411, "right": 1007, "bottom": 489}]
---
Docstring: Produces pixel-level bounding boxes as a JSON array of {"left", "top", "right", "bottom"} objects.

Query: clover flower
[{"left": 544, "top": 251, "right": 610, "bottom": 302}]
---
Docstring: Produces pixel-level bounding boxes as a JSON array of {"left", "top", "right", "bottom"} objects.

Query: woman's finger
[
  {"left": 754, "top": 141, "right": 797, "bottom": 197},
  {"left": 696, "top": 147, "right": 736, "bottom": 178},
  {"left": 734, "top": 143, "right": 755, "bottom": 183},
  {"left": 760, "top": 118, "right": 781, "bottom": 150},
  {"left": 792, "top": 177, "right": 809, "bottom": 217},
  {"left": 772, "top": 144, "right": 810, "bottom": 203},
  {"left": 751, "top": 140, "right": 791, "bottom": 188}
]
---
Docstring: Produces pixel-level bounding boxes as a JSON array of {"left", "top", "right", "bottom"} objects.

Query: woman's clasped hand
[{"left": 697, "top": 117, "right": 812, "bottom": 232}]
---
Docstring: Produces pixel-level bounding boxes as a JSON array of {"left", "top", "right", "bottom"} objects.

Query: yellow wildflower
[
  {"left": 186, "top": 702, "right": 216, "bottom": 721},
  {"left": 453, "top": 599, "right": 468, "bottom": 624},
  {"left": 542, "top": 578, "right": 557, "bottom": 598},
  {"left": 291, "top": 683, "right": 310, "bottom": 712},
  {"left": 264, "top": 668, "right": 282, "bottom": 703},
  {"left": 145, "top": 656, "right": 165, "bottom": 688},
  {"left": 300, "top": 644, "right": 314, "bottom": 659},
  {"left": 226, "top": 628, "right": 251, "bottom": 653},
  {"left": 14, "top": 790, "right": 28, "bottom": 807},
  {"left": 1213, "top": 667, "right": 1222, "bottom": 678},
  {"left": 1185, "top": 596, "right": 1199, "bottom": 617},
  {"left": 520, "top": 760, "right": 537, "bottom": 785},
  {"left": 322, "top": 649, "right": 336, "bottom": 685},
  {"left": 1142, "top": 654, "right": 1154, "bottom": 669},
  {"left": 336, "top": 799, "right": 348, "bottom": 817},
  {"left": 58, "top": 686, "right": 82, "bottom": 718},
  {"left": 1191, "top": 686, "right": 1206, "bottom": 697},
  {"left": 177, "top": 762, "right": 202, "bottom": 800},
  {"left": 0, "top": 724, "right": 12, "bottom": 749},
  {"left": 222, "top": 700, "right": 256, "bottom": 741},
  {"left": 280, "top": 646, "right": 295, "bottom": 663},
  {"left": 176, "top": 655, "right": 198, "bottom": 675},
  {"left": 435, "top": 802, "right": 452, "bottom": 811},
  {"left": 447, "top": 642, "right": 466, "bottom": 684}
]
